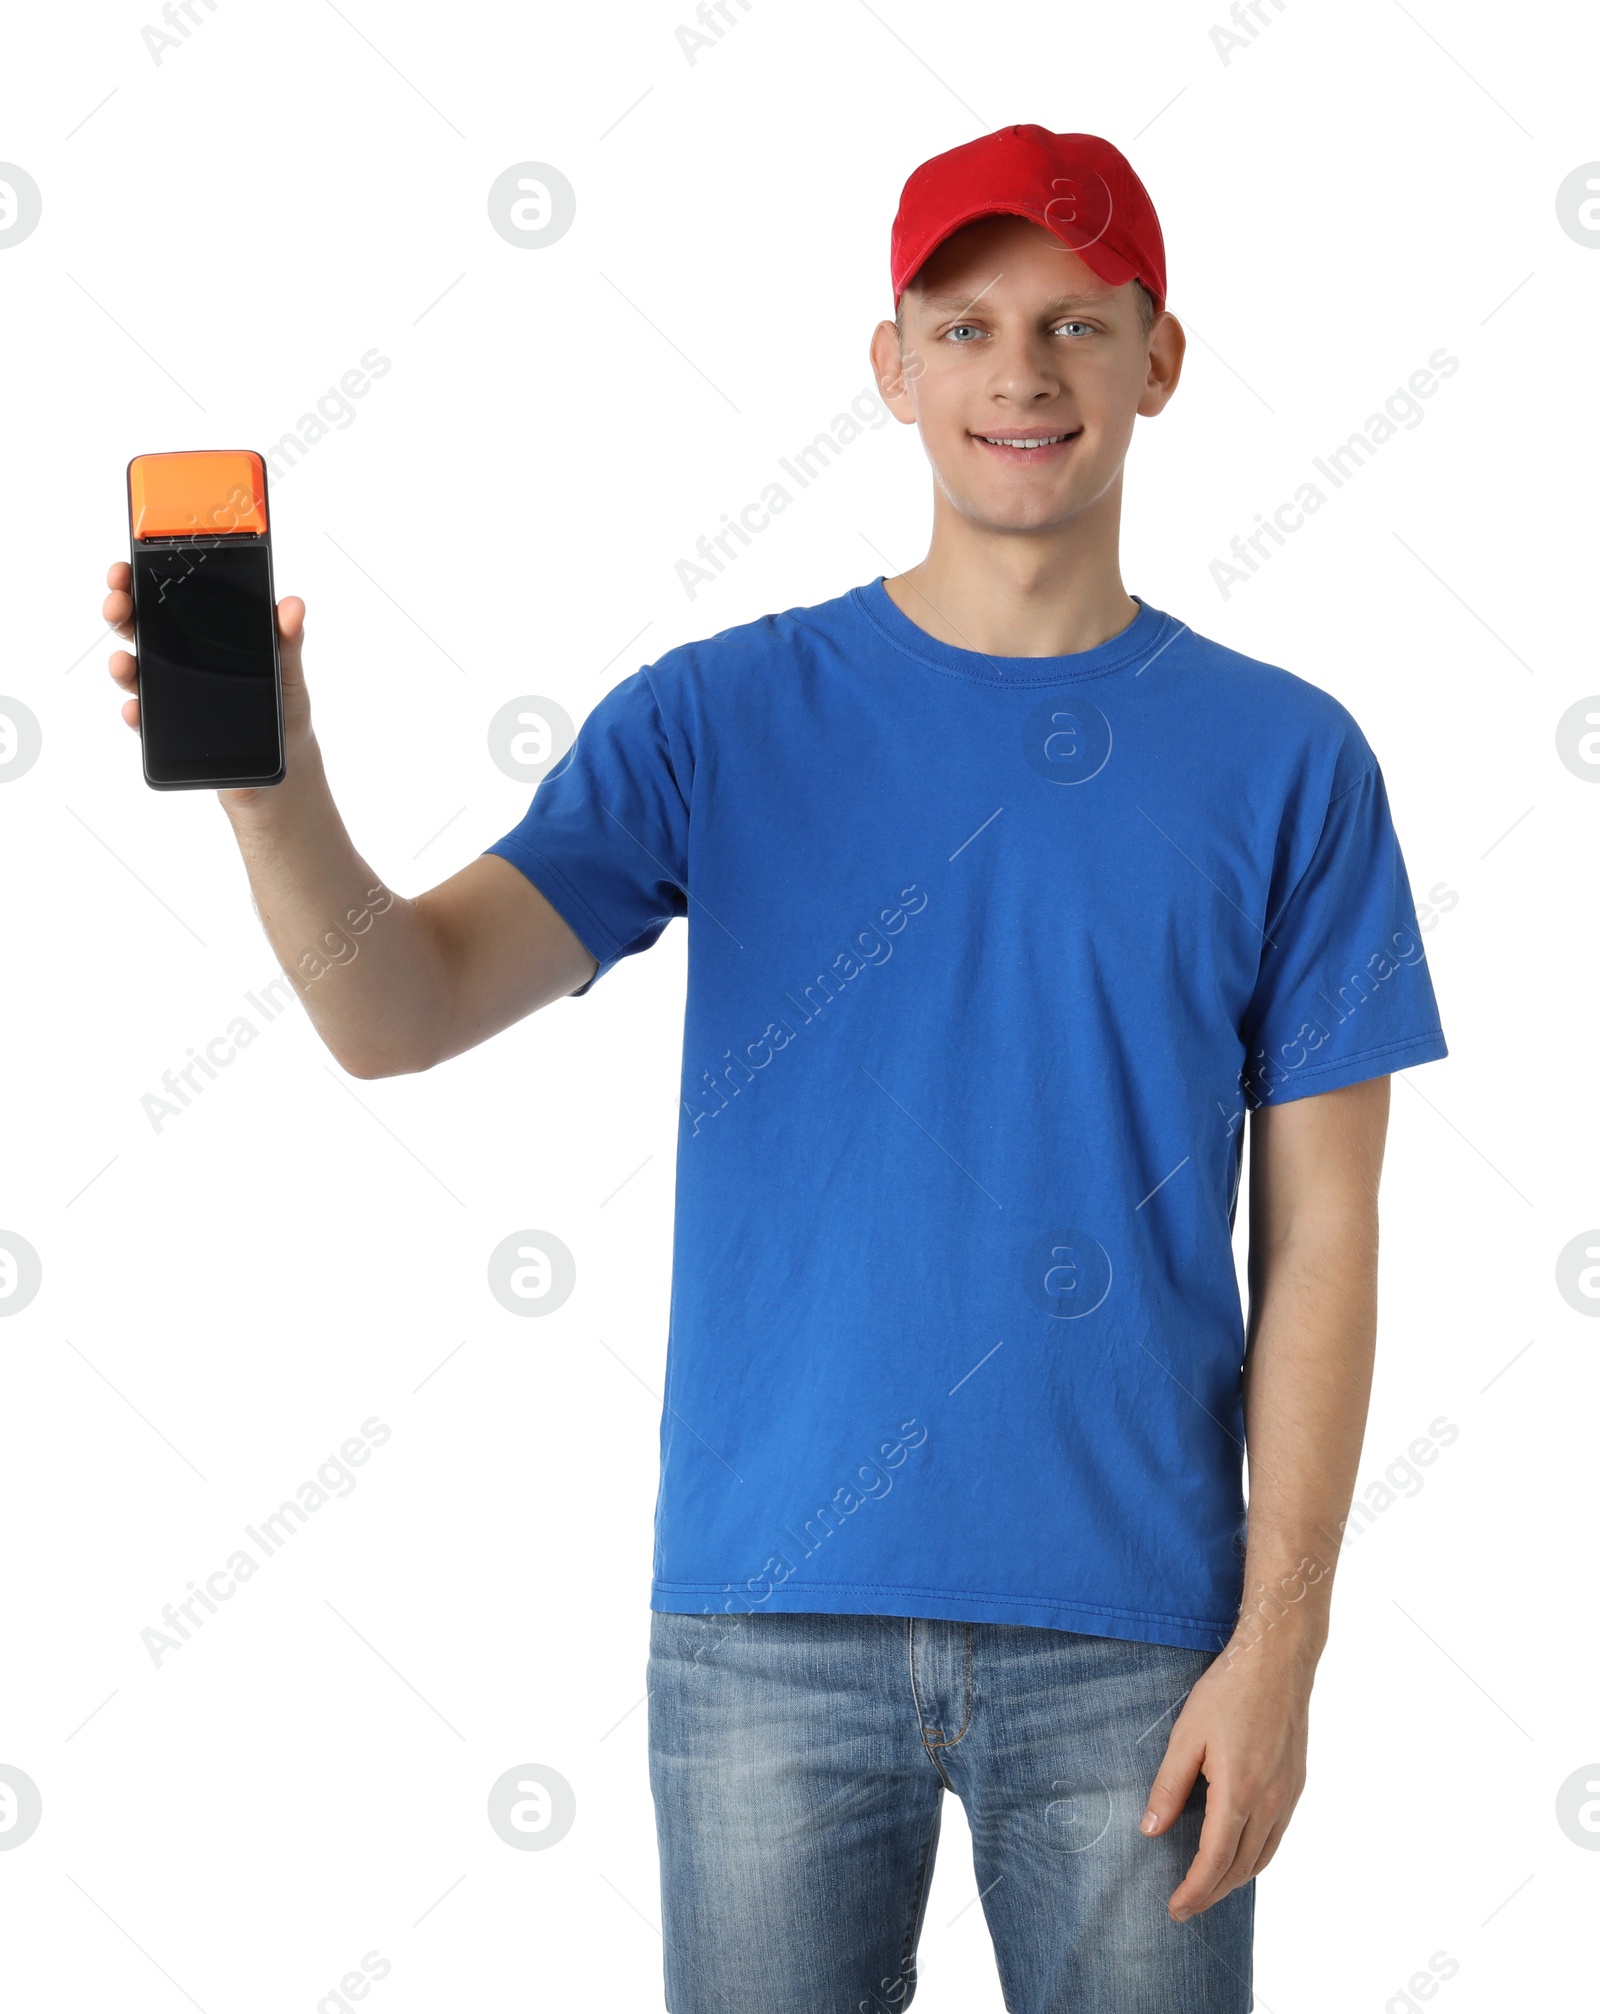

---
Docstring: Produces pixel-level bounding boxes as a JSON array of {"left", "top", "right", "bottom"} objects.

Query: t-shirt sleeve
[
  {"left": 1240, "top": 761, "right": 1448, "bottom": 1107},
  {"left": 482, "top": 670, "right": 689, "bottom": 993}
]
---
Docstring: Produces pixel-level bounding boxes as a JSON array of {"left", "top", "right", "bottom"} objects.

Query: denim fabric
[{"left": 647, "top": 1610, "right": 1254, "bottom": 2013}]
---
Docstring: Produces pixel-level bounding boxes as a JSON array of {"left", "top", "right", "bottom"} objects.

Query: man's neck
[{"left": 882, "top": 500, "right": 1139, "bottom": 659}]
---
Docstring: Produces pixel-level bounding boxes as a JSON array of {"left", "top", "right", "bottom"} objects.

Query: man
[{"left": 105, "top": 125, "right": 1447, "bottom": 2014}]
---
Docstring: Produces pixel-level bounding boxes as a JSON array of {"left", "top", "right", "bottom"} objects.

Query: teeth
[{"left": 981, "top": 435, "right": 1068, "bottom": 448}]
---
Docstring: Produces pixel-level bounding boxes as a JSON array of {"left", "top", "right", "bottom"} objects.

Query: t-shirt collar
[{"left": 852, "top": 574, "right": 1173, "bottom": 685}]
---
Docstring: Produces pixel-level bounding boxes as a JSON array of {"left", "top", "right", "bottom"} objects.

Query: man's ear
[
  {"left": 1137, "top": 312, "right": 1186, "bottom": 419},
  {"left": 870, "top": 317, "right": 924, "bottom": 423}
]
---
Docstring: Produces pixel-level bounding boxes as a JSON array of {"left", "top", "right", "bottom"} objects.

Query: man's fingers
[
  {"left": 103, "top": 578, "right": 134, "bottom": 641},
  {"left": 1172, "top": 1782, "right": 1297, "bottom": 1921},
  {"left": 102, "top": 573, "right": 306, "bottom": 739},
  {"left": 1194, "top": 1806, "right": 1274, "bottom": 1916},
  {"left": 1250, "top": 1812, "right": 1291, "bottom": 1880},
  {"left": 1167, "top": 1787, "right": 1246, "bottom": 1922},
  {"left": 108, "top": 645, "right": 139, "bottom": 727}
]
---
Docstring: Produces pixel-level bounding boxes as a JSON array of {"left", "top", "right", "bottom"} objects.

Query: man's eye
[{"left": 941, "top": 320, "right": 1094, "bottom": 342}]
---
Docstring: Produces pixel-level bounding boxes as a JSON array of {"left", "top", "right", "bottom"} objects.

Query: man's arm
[
  {"left": 104, "top": 570, "right": 597, "bottom": 1078},
  {"left": 1140, "top": 1073, "right": 1391, "bottom": 1920}
]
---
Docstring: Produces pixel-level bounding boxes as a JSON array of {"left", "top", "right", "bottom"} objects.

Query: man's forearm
[
  {"left": 221, "top": 735, "right": 451, "bottom": 1077},
  {"left": 1228, "top": 1236, "right": 1377, "bottom": 1669},
  {"left": 1229, "top": 1080, "right": 1390, "bottom": 1667}
]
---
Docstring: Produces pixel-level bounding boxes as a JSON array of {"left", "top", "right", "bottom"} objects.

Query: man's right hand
[
  {"left": 102, "top": 559, "right": 313, "bottom": 816},
  {"left": 101, "top": 558, "right": 598, "bottom": 1076}
]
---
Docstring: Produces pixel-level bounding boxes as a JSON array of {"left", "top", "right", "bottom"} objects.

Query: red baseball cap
[{"left": 890, "top": 125, "right": 1166, "bottom": 314}]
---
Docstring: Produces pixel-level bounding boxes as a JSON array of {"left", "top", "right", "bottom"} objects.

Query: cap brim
[{"left": 895, "top": 203, "right": 1147, "bottom": 305}]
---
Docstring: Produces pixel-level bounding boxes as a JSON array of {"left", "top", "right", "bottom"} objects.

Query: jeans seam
[{"left": 893, "top": 1796, "right": 941, "bottom": 2011}]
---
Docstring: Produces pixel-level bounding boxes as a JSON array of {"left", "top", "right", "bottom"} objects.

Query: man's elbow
[{"left": 331, "top": 1037, "right": 438, "bottom": 1081}]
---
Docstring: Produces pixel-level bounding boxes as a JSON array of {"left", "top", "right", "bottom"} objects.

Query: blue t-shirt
[{"left": 486, "top": 578, "right": 1448, "bottom": 1652}]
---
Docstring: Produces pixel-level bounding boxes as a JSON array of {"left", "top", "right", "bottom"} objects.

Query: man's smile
[{"left": 970, "top": 425, "right": 1081, "bottom": 463}]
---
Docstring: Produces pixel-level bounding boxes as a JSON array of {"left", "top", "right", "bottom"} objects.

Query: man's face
[{"left": 872, "top": 214, "right": 1182, "bottom": 537}]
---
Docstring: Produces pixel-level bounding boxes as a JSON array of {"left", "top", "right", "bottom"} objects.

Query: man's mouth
[{"left": 970, "top": 428, "right": 1080, "bottom": 462}]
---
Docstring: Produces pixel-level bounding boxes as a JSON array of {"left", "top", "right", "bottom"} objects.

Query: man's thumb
[
  {"left": 1141, "top": 1733, "right": 1202, "bottom": 1837},
  {"left": 276, "top": 596, "right": 307, "bottom": 681}
]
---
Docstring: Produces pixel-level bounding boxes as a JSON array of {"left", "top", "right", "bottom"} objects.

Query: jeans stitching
[
  {"left": 908, "top": 1619, "right": 958, "bottom": 1786},
  {"left": 925, "top": 1623, "right": 975, "bottom": 1751}
]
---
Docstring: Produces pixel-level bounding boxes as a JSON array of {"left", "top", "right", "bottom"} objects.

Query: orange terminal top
[{"left": 129, "top": 449, "right": 268, "bottom": 539}]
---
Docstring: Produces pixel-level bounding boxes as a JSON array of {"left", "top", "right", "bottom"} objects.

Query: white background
[{"left": 2, "top": 0, "right": 1595, "bottom": 2007}]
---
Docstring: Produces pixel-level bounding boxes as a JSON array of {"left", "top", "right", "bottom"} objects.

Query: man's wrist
[
  {"left": 1222, "top": 1610, "right": 1327, "bottom": 1673},
  {"left": 1225, "top": 1557, "right": 1336, "bottom": 1670},
  {"left": 220, "top": 731, "right": 326, "bottom": 826}
]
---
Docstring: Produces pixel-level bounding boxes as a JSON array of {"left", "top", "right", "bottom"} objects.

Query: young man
[{"left": 105, "top": 126, "right": 1446, "bottom": 2014}]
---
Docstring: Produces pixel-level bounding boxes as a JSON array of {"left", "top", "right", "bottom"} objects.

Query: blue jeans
[{"left": 647, "top": 1611, "right": 1254, "bottom": 2013}]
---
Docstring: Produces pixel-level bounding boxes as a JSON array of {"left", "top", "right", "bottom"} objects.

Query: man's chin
[{"left": 941, "top": 488, "right": 1083, "bottom": 538}]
